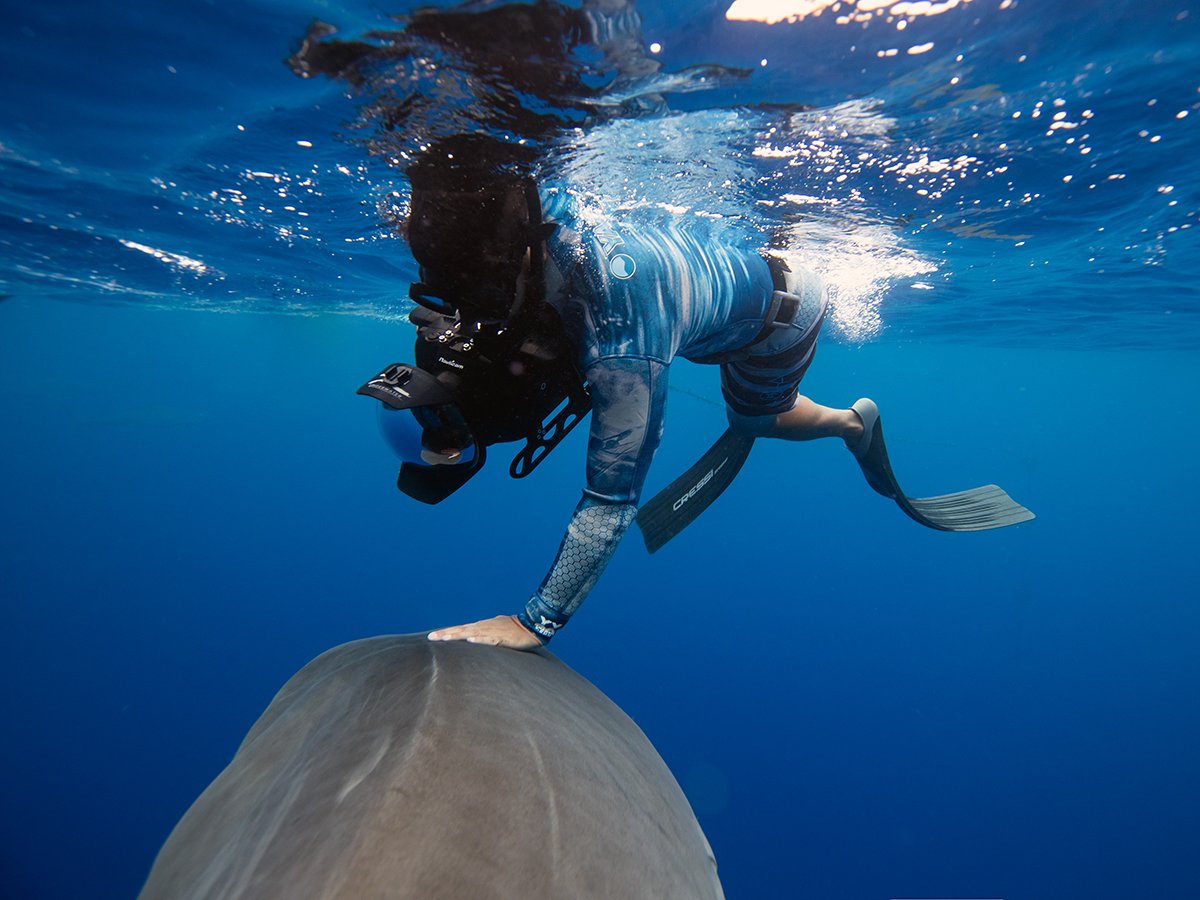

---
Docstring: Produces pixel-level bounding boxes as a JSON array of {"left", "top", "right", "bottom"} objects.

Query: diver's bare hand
[{"left": 428, "top": 615, "right": 543, "bottom": 652}]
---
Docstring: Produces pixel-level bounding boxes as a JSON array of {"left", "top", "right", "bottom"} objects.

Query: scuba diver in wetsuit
[
  {"left": 361, "top": 152, "right": 844, "bottom": 650},
  {"left": 357, "top": 143, "right": 1033, "bottom": 652},
  {"left": 323, "top": 0, "right": 1034, "bottom": 650}
]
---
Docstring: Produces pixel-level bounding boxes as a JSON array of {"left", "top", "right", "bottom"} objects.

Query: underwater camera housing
[
  {"left": 360, "top": 154, "right": 590, "bottom": 503},
  {"left": 358, "top": 299, "right": 591, "bottom": 504}
]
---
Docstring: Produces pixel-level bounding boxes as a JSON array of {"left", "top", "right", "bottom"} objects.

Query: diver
[
  {"left": 316, "top": 0, "right": 1034, "bottom": 650},
  {"left": 357, "top": 139, "right": 1034, "bottom": 651}
]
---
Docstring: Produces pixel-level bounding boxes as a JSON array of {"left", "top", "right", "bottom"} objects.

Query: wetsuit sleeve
[{"left": 517, "top": 358, "right": 668, "bottom": 642}]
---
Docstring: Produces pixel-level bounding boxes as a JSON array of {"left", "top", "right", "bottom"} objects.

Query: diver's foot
[
  {"left": 846, "top": 398, "right": 898, "bottom": 499},
  {"left": 428, "top": 615, "right": 544, "bottom": 652},
  {"left": 845, "top": 398, "right": 875, "bottom": 456},
  {"left": 842, "top": 405, "right": 865, "bottom": 450}
]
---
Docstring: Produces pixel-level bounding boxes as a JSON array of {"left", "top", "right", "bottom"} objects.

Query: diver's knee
[{"left": 726, "top": 404, "right": 777, "bottom": 437}]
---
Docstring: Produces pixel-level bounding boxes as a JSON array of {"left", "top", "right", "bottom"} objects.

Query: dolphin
[{"left": 140, "top": 634, "right": 724, "bottom": 899}]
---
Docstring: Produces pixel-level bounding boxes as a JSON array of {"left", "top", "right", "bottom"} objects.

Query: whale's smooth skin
[{"left": 140, "top": 634, "right": 724, "bottom": 899}]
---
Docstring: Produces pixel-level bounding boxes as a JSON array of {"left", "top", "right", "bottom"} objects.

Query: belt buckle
[{"left": 772, "top": 290, "right": 801, "bottom": 328}]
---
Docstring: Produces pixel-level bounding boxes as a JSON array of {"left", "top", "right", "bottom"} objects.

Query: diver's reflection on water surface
[{"left": 287, "top": 0, "right": 754, "bottom": 167}]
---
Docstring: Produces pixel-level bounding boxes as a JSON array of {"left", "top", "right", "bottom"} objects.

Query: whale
[{"left": 140, "top": 634, "right": 724, "bottom": 899}]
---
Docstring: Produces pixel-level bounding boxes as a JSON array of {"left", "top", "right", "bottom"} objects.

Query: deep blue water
[{"left": 2, "top": 1, "right": 1198, "bottom": 898}]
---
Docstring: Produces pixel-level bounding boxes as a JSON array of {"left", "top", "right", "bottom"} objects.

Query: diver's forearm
[{"left": 517, "top": 497, "right": 637, "bottom": 642}]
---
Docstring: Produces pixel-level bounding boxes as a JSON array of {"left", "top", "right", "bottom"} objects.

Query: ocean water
[{"left": 1, "top": 1, "right": 1198, "bottom": 898}]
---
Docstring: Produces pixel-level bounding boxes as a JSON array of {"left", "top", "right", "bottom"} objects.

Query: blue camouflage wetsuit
[{"left": 515, "top": 185, "right": 829, "bottom": 642}]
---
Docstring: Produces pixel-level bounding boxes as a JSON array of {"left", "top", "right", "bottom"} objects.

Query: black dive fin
[
  {"left": 636, "top": 429, "right": 756, "bottom": 553},
  {"left": 851, "top": 398, "right": 1035, "bottom": 532}
]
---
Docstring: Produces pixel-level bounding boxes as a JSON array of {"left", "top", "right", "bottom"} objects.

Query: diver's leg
[
  {"left": 727, "top": 395, "right": 863, "bottom": 444},
  {"left": 721, "top": 256, "right": 852, "bottom": 443}
]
